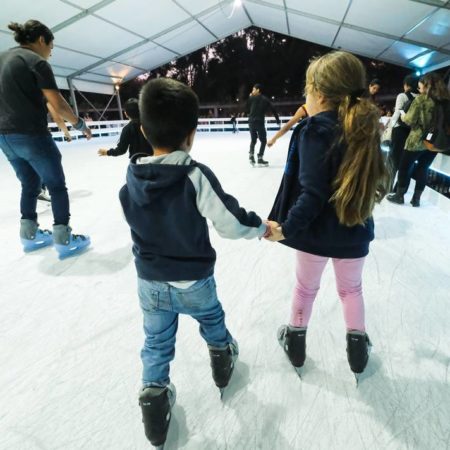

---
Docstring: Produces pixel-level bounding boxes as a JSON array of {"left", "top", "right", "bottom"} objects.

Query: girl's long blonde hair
[{"left": 305, "top": 51, "right": 390, "bottom": 227}]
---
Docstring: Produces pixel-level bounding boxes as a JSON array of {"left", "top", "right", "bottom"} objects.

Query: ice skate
[
  {"left": 20, "top": 219, "right": 53, "bottom": 252},
  {"left": 277, "top": 325, "right": 307, "bottom": 378},
  {"left": 249, "top": 154, "right": 256, "bottom": 166},
  {"left": 53, "top": 224, "right": 90, "bottom": 259},
  {"left": 346, "top": 330, "right": 372, "bottom": 386},
  {"left": 257, "top": 156, "right": 269, "bottom": 166},
  {"left": 139, "top": 383, "right": 176, "bottom": 449},
  {"left": 208, "top": 339, "right": 239, "bottom": 399}
]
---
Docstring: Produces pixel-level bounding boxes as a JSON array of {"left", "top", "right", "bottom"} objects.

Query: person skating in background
[
  {"left": 387, "top": 72, "right": 450, "bottom": 207},
  {"left": 246, "top": 83, "right": 280, "bottom": 166},
  {"left": 98, "top": 98, "right": 153, "bottom": 158},
  {"left": 266, "top": 51, "right": 389, "bottom": 384},
  {"left": 230, "top": 113, "right": 238, "bottom": 133},
  {"left": 119, "top": 78, "right": 270, "bottom": 448},
  {"left": 0, "top": 20, "right": 91, "bottom": 257},
  {"left": 268, "top": 103, "right": 308, "bottom": 148}
]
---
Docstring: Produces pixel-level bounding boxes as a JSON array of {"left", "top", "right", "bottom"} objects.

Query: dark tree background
[{"left": 121, "top": 27, "right": 414, "bottom": 109}]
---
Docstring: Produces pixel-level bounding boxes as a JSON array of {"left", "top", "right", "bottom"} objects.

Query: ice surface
[{"left": 1, "top": 132, "right": 449, "bottom": 449}]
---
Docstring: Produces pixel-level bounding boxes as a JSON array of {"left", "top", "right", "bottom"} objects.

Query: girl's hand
[
  {"left": 265, "top": 221, "right": 285, "bottom": 241},
  {"left": 64, "top": 131, "right": 72, "bottom": 142},
  {"left": 267, "top": 137, "right": 276, "bottom": 147},
  {"left": 98, "top": 148, "right": 108, "bottom": 156}
]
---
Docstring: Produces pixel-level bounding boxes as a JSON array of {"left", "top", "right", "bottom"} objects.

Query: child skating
[
  {"left": 119, "top": 78, "right": 269, "bottom": 448},
  {"left": 266, "top": 51, "right": 389, "bottom": 384}
]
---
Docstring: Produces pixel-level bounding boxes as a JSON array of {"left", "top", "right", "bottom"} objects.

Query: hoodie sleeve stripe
[{"left": 188, "top": 164, "right": 265, "bottom": 240}]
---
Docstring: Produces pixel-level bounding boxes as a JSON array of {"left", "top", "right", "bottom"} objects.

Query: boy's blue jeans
[
  {"left": 138, "top": 275, "right": 233, "bottom": 387},
  {"left": 0, "top": 134, "right": 70, "bottom": 225}
]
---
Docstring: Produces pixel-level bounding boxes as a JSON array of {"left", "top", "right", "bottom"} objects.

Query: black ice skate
[
  {"left": 277, "top": 325, "right": 307, "bottom": 378},
  {"left": 208, "top": 339, "right": 239, "bottom": 398},
  {"left": 139, "top": 383, "right": 176, "bottom": 449},
  {"left": 257, "top": 156, "right": 269, "bottom": 166},
  {"left": 249, "top": 154, "right": 256, "bottom": 166},
  {"left": 346, "top": 331, "right": 372, "bottom": 386}
]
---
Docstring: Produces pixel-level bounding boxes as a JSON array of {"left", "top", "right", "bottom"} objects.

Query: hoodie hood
[{"left": 126, "top": 150, "right": 193, "bottom": 206}]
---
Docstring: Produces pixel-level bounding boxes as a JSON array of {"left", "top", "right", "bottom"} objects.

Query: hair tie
[{"left": 349, "top": 88, "right": 366, "bottom": 105}]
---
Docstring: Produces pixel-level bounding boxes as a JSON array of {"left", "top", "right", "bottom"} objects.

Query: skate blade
[
  {"left": 354, "top": 373, "right": 361, "bottom": 387},
  {"left": 295, "top": 367, "right": 303, "bottom": 379},
  {"left": 153, "top": 445, "right": 165, "bottom": 450}
]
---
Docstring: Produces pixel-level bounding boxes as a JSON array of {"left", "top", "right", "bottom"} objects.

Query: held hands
[
  {"left": 264, "top": 220, "right": 285, "bottom": 242},
  {"left": 98, "top": 148, "right": 108, "bottom": 156}
]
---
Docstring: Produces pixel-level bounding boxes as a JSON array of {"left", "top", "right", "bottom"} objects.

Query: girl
[
  {"left": 266, "top": 51, "right": 389, "bottom": 382},
  {"left": 387, "top": 72, "right": 450, "bottom": 207}
]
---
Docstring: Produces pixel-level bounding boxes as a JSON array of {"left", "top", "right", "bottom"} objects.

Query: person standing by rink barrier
[
  {"left": 265, "top": 51, "right": 390, "bottom": 384},
  {"left": 387, "top": 72, "right": 450, "bottom": 207},
  {"left": 387, "top": 75, "right": 418, "bottom": 191},
  {"left": 0, "top": 20, "right": 91, "bottom": 257}
]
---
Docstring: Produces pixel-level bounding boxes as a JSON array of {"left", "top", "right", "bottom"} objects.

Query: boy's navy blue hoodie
[
  {"left": 120, "top": 151, "right": 266, "bottom": 282},
  {"left": 269, "top": 110, "right": 374, "bottom": 258}
]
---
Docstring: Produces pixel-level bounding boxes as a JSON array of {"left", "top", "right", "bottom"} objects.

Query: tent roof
[{"left": 1, "top": 0, "right": 449, "bottom": 94}]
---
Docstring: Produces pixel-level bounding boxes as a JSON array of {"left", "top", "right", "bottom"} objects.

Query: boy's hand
[
  {"left": 98, "top": 148, "right": 108, "bottom": 156},
  {"left": 267, "top": 137, "right": 276, "bottom": 147},
  {"left": 64, "top": 131, "right": 72, "bottom": 142},
  {"left": 265, "top": 221, "right": 285, "bottom": 242}
]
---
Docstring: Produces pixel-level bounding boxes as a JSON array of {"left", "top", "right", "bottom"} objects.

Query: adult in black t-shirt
[
  {"left": 98, "top": 98, "right": 153, "bottom": 158},
  {"left": 246, "top": 84, "right": 280, "bottom": 166},
  {"left": 0, "top": 20, "right": 92, "bottom": 256}
]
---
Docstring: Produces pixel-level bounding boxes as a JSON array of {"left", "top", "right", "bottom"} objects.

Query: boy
[
  {"left": 119, "top": 78, "right": 269, "bottom": 448},
  {"left": 98, "top": 98, "right": 153, "bottom": 158}
]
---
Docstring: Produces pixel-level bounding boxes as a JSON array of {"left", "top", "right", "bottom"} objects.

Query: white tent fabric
[{"left": 0, "top": 0, "right": 449, "bottom": 94}]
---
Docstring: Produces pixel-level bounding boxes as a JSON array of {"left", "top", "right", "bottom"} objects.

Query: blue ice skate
[
  {"left": 53, "top": 224, "right": 90, "bottom": 259},
  {"left": 20, "top": 219, "right": 53, "bottom": 252}
]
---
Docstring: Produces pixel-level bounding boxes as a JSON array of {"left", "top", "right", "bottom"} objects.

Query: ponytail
[
  {"left": 331, "top": 96, "right": 390, "bottom": 226},
  {"left": 8, "top": 20, "right": 54, "bottom": 45}
]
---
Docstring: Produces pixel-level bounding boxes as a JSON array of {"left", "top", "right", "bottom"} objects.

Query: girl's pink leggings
[{"left": 290, "top": 250, "right": 366, "bottom": 331}]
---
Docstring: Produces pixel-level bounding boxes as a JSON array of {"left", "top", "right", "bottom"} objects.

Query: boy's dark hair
[
  {"left": 124, "top": 98, "right": 140, "bottom": 120},
  {"left": 8, "top": 20, "right": 54, "bottom": 45},
  {"left": 369, "top": 78, "right": 381, "bottom": 87},
  {"left": 253, "top": 83, "right": 263, "bottom": 92},
  {"left": 139, "top": 78, "right": 199, "bottom": 150},
  {"left": 403, "top": 74, "right": 418, "bottom": 92}
]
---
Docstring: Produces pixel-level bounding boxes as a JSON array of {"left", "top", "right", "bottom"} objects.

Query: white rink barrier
[
  {"left": 48, "top": 117, "right": 291, "bottom": 141},
  {"left": 48, "top": 117, "right": 449, "bottom": 177}
]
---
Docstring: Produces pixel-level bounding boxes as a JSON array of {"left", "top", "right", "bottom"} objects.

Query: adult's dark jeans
[
  {"left": 388, "top": 126, "right": 410, "bottom": 182},
  {"left": 249, "top": 120, "right": 267, "bottom": 157},
  {"left": 397, "top": 148, "right": 437, "bottom": 193},
  {"left": 0, "top": 133, "right": 70, "bottom": 225}
]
